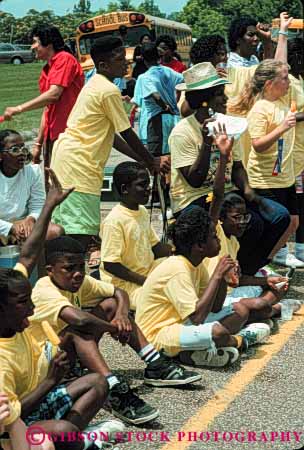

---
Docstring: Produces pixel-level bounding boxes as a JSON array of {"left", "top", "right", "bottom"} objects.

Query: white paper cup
[{"left": 281, "top": 301, "right": 294, "bottom": 321}]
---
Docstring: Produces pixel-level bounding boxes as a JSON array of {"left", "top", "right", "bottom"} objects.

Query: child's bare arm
[
  {"left": 59, "top": 306, "right": 118, "bottom": 335},
  {"left": 152, "top": 242, "right": 172, "bottom": 259},
  {"left": 104, "top": 261, "right": 146, "bottom": 286},
  {"left": 6, "top": 418, "right": 55, "bottom": 450},
  {"left": 189, "top": 256, "right": 235, "bottom": 324},
  {"left": 0, "top": 393, "right": 10, "bottom": 434},
  {"left": 209, "top": 124, "right": 233, "bottom": 222},
  {"left": 19, "top": 169, "right": 73, "bottom": 276}
]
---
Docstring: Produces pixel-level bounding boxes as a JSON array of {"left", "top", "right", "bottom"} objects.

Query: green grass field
[
  {"left": 0, "top": 62, "right": 132, "bottom": 135},
  {"left": 0, "top": 62, "right": 44, "bottom": 134}
]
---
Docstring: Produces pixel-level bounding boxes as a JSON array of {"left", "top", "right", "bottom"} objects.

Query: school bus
[
  {"left": 75, "top": 11, "right": 192, "bottom": 76},
  {"left": 271, "top": 18, "right": 303, "bottom": 41}
]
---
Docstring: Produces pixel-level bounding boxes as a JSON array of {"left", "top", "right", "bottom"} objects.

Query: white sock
[
  {"left": 138, "top": 343, "right": 160, "bottom": 364},
  {"left": 106, "top": 374, "right": 119, "bottom": 389}
]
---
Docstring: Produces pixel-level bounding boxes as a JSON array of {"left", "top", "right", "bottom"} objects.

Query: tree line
[{"left": 0, "top": 0, "right": 302, "bottom": 44}]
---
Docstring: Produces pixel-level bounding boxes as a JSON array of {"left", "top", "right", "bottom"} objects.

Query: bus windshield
[{"left": 79, "top": 25, "right": 151, "bottom": 55}]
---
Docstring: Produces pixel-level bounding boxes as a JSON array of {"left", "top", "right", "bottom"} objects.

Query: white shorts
[{"left": 179, "top": 305, "right": 234, "bottom": 351}]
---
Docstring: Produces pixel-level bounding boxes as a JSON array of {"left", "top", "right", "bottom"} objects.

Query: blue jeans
[
  {"left": 175, "top": 193, "right": 290, "bottom": 276},
  {"left": 237, "top": 196, "right": 290, "bottom": 275}
]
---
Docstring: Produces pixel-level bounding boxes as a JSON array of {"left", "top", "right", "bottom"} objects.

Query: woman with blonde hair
[{"left": 232, "top": 57, "right": 302, "bottom": 267}]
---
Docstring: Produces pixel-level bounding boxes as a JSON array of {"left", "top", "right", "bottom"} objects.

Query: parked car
[{"left": 0, "top": 43, "right": 35, "bottom": 64}]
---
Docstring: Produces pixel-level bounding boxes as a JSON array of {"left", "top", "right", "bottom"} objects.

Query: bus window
[{"left": 79, "top": 25, "right": 151, "bottom": 54}]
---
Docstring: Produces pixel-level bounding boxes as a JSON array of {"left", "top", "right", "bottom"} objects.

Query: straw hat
[{"left": 176, "top": 62, "right": 231, "bottom": 91}]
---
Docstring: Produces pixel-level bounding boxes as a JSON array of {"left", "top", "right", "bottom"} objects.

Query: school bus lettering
[{"left": 76, "top": 11, "right": 192, "bottom": 75}]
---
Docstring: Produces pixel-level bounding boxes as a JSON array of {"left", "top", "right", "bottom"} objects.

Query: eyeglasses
[
  {"left": 228, "top": 213, "right": 252, "bottom": 224},
  {"left": 1, "top": 145, "right": 32, "bottom": 164}
]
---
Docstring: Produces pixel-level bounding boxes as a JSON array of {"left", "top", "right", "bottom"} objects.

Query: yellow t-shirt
[
  {"left": 169, "top": 114, "right": 242, "bottom": 214},
  {"left": 29, "top": 274, "right": 115, "bottom": 347},
  {"left": 51, "top": 74, "right": 131, "bottom": 195},
  {"left": 135, "top": 255, "right": 210, "bottom": 356},
  {"left": 0, "top": 263, "right": 53, "bottom": 426},
  {"left": 226, "top": 66, "right": 258, "bottom": 168},
  {"left": 99, "top": 204, "right": 161, "bottom": 310},
  {"left": 247, "top": 98, "right": 295, "bottom": 188},
  {"left": 226, "top": 66, "right": 257, "bottom": 100},
  {"left": 289, "top": 75, "right": 304, "bottom": 177},
  {"left": 0, "top": 330, "right": 52, "bottom": 426},
  {"left": 13, "top": 262, "right": 28, "bottom": 278},
  {"left": 204, "top": 222, "right": 239, "bottom": 293}
]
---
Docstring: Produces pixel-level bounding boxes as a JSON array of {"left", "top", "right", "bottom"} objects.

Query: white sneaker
[
  {"left": 259, "top": 319, "right": 275, "bottom": 329},
  {"left": 272, "top": 252, "right": 304, "bottom": 268},
  {"left": 295, "top": 253, "right": 304, "bottom": 262},
  {"left": 183, "top": 347, "right": 239, "bottom": 367},
  {"left": 85, "top": 419, "right": 125, "bottom": 443},
  {"left": 256, "top": 266, "right": 280, "bottom": 277},
  {"left": 238, "top": 323, "right": 270, "bottom": 348}
]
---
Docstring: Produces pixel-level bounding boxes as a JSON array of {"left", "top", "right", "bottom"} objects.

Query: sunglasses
[
  {"left": 1, "top": 145, "right": 32, "bottom": 164},
  {"left": 228, "top": 213, "right": 252, "bottom": 224}
]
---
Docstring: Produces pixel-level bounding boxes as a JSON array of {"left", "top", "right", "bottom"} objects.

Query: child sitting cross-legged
[
  {"left": 99, "top": 161, "right": 172, "bottom": 311},
  {"left": 29, "top": 235, "right": 201, "bottom": 426}
]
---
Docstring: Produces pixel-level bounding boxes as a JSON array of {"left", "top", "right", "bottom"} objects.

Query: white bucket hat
[{"left": 176, "top": 62, "right": 231, "bottom": 91}]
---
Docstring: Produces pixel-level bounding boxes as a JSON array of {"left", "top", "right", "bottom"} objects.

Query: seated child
[
  {"left": 135, "top": 206, "right": 270, "bottom": 368},
  {"left": 205, "top": 192, "right": 291, "bottom": 322},
  {"left": 0, "top": 170, "right": 111, "bottom": 450},
  {"left": 29, "top": 234, "right": 201, "bottom": 426},
  {"left": 99, "top": 161, "right": 172, "bottom": 310},
  {"left": 0, "top": 130, "right": 63, "bottom": 244}
]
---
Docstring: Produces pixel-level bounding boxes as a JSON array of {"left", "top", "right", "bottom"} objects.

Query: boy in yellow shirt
[
  {"left": 30, "top": 235, "right": 201, "bottom": 425},
  {"left": 135, "top": 205, "right": 253, "bottom": 367},
  {"left": 0, "top": 170, "right": 112, "bottom": 450},
  {"left": 50, "top": 36, "right": 169, "bottom": 250},
  {"left": 99, "top": 161, "right": 172, "bottom": 310}
]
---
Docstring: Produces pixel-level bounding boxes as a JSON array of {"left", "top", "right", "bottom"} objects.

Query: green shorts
[{"left": 52, "top": 191, "right": 100, "bottom": 235}]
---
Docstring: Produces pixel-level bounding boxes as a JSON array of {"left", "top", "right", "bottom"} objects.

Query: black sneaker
[
  {"left": 108, "top": 378, "right": 159, "bottom": 425},
  {"left": 144, "top": 350, "right": 202, "bottom": 386}
]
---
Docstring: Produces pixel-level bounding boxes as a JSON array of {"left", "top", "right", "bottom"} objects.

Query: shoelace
[
  {"left": 241, "top": 330, "right": 256, "bottom": 345},
  {"left": 115, "top": 382, "right": 145, "bottom": 409},
  {"left": 158, "top": 351, "right": 186, "bottom": 376},
  {"left": 205, "top": 342, "right": 218, "bottom": 362}
]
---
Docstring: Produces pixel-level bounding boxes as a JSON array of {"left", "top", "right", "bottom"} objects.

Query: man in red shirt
[
  {"left": 4, "top": 25, "right": 84, "bottom": 168},
  {"left": 156, "top": 34, "right": 187, "bottom": 73}
]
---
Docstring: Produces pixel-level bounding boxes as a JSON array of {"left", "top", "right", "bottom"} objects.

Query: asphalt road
[
  {"left": 94, "top": 235, "right": 304, "bottom": 450},
  {"left": 24, "top": 138, "right": 303, "bottom": 450}
]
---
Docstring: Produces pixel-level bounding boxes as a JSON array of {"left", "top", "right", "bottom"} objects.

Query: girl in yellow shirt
[
  {"left": 232, "top": 56, "right": 304, "bottom": 268},
  {"left": 287, "top": 38, "right": 304, "bottom": 262}
]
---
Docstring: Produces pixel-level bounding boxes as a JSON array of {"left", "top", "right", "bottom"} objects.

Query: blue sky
[{"left": 1, "top": 0, "right": 187, "bottom": 16}]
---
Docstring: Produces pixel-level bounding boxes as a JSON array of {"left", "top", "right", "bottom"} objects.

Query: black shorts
[{"left": 255, "top": 185, "right": 298, "bottom": 215}]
